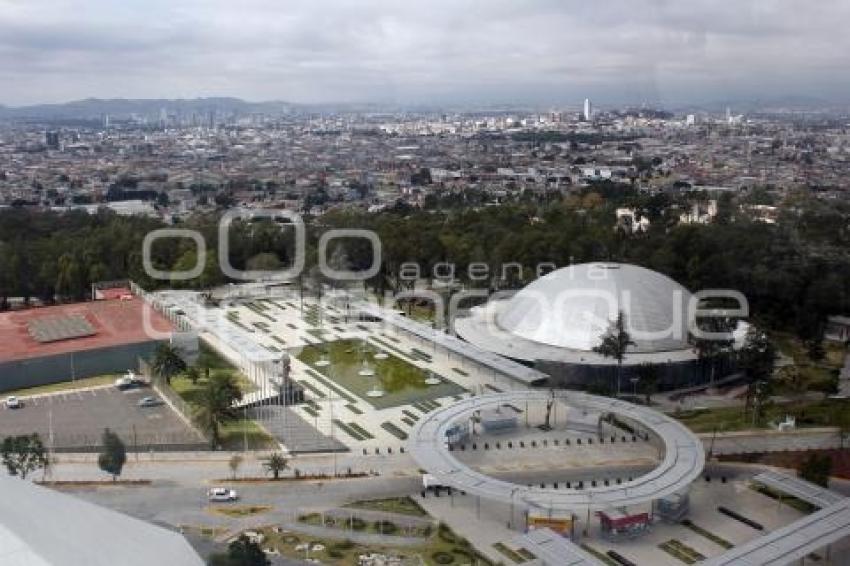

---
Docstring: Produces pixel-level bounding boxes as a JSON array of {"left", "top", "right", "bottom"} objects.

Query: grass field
[
  {"left": 170, "top": 343, "right": 274, "bottom": 450},
  {"left": 2, "top": 374, "right": 118, "bottom": 397},
  {"left": 673, "top": 398, "right": 850, "bottom": 433},
  {"left": 296, "top": 339, "right": 464, "bottom": 409},
  {"left": 343, "top": 496, "right": 428, "bottom": 517}
]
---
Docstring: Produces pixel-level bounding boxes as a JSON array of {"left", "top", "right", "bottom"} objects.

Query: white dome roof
[{"left": 496, "top": 263, "right": 693, "bottom": 353}]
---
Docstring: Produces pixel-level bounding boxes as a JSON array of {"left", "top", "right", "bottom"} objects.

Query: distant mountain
[
  {"left": 674, "top": 95, "right": 845, "bottom": 114},
  {"left": 0, "top": 97, "right": 299, "bottom": 121}
]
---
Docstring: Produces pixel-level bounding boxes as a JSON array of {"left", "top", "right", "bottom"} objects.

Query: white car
[
  {"left": 207, "top": 487, "right": 238, "bottom": 502},
  {"left": 4, "top": 396, "right": 21, "bottom": 409},
  {"left": 115, "top": 371, "right": 143, "bottom": 390}
]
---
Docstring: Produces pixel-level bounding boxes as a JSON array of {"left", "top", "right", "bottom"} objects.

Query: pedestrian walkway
[{"left": 250, "top": 406, "right": 348, "bottom": 454}]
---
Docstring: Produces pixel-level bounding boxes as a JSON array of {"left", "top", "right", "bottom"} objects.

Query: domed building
[{"left": 455, "top": 263, "right": 737, "bottom": 391}]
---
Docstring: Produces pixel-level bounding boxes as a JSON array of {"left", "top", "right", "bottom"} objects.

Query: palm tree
[
  {"left": 690, "top": 317, "right": 735, "bottom": 385},
  {"left": 263, "top": 453, "right": 288, "bottom": 480},
  {"left": 192, "top": 374, "right": 242, "bottom": 449},
  {"left": 151, "top": 343, "right": 187, "bottom": 385},
  {"left": 593, "top": 311, "right": 635, "bottom": 397},
  {"left": 185, "top": 365, "right": 201, "bottom": 385},
  {"left": 636, "top": 363, "right": 660, "bottom": 405}
]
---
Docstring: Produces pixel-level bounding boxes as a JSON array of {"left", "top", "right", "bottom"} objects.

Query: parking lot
[{"left": 0, "top": 385, "right": 206, "bottom": 452}]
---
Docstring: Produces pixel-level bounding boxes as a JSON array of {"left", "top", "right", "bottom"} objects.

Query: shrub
[
  {"left": 438, "top": 522, "right": 456, "bottom": 543},
  {"left": 373, "top": 520, "right": 397, "bottom": 534},
  {"left": 432, "top": 551, "right": 455, "bottom": 564}
]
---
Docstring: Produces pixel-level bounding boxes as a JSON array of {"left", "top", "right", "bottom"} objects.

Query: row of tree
[{"left": 2, "top": 185, "right": 848, "bottom": 340}]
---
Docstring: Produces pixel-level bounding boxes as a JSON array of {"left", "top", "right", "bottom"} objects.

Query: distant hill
[{"left": 0, "top": 97, "right": 299, "bottom": 121}]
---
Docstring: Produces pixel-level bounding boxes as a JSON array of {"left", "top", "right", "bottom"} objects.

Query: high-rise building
[
  {"left": 45, "top": 131, "right": 60, "bottom": 150},
  {"left": 583, "top": 98, "right": 593, "bottom": 121}
]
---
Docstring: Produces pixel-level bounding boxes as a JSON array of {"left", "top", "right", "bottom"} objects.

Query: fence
[{"left": 139, "top": 356, "right": 210, "bottom": 447}]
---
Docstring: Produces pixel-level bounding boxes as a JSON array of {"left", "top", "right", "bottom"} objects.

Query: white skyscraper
[{"left": 583, "top": 98, "right": 593, "bottom": 121}]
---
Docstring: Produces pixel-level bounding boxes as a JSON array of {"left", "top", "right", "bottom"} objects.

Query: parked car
[
  {"left": 207, "top": 487, "right": 238, "bottom": 502},
  {"left": 115, "top": 371, "right": 143, "bottom": 390},
  {"left": 4, "top": 396, "right": 21, "bottom": 409},
  {"left": 137, "top": 396, "right": 161, "bottom": 408}
]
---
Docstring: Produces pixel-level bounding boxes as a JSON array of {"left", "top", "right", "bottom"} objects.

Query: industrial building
[{"left": 0, "top": 288, "right": 177, "bottom": 392}]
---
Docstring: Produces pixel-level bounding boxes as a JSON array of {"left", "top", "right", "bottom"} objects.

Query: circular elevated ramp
[{"left": 408, "top": 390, "right": 704, "bottom": 512}]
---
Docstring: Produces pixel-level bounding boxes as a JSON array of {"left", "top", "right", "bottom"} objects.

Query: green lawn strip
[
  {"left": 750, "top": 484, "right": 817, "bottom": 514},
  {"left": 401, "top": 417, "right": 416, "bottom": 426},
  {"left": 245, "top": 303, "right": 276, "bottom": 322},
  {"left": 402, "top": 409, "right": 419, "bottom": 421},
  {"left": 304, "top": 369, "right": 357, "bottom": 403},
  {"left": 412, "top": 402, "right": 432, "bottom": 414},
  {"left": 381, "top": 422, "right": 409, "bottom": 440},
  {"left": 492, "top": 542, "right": 525, "bottom": 564},
  {"left": 517, "top": 548, "right": 535, "bottom": 560},
  {"left": 272, "top": 335, "right": 286, "bottom": 345},
  {"left": 345, "top": 404, "right": 363, "bottom": 415},
  {"left": 410, "top": 347, "right": 433, "bottom": 360},
  {"left": 332, "top": 419, "right": 367, "bottom": 441},
  {"left": 218, "top": 419, "right": 276, "bottom": 450},
  {"left": 297, "top": 379, "right": 327, "bottom": 398},
  {"left": 658, "top": 539, "right": 705, "bottom": 564},
  {"left": 229, "top": 319, "right": 255, "bottom": 333},
  {"left": 306, "top": 328, "right": 328, "bottom": 340},
  {"left": 286, "top": 323, "right": 297, "bottom": 329},
  {"left": 368, "top": 336, "right": 419, "bottom": 362},
  {"left": 302, "top": 405, "right": 319, "bottom": 418},
  {"left": 674, "top": 398, "right": 850, "bottom": 434},
  {"left": 680, "top": 520, "right": 734, "bottom": 550},
  {"left": 579, "top": 544, "right": 618, "bottom": 566},
  {"left": 348, "top": 422, "right": 374, "bottom": 439},
  {"left": 265, "top": 345, "right": 280, "bottom": 352},
  {"left": 356, "top": 324, "right": 371, "bottom": 332},
  {"left": 1, "top": 374, "right": 117, "bottom": 397},
  {"left": 380, "top": 332, "right": 401, "bottom": 343},
  {"left": 452, "top": 368, "right": 469, "bottom": 376},
  {"left": 343, "top": 496, "right": 428, "bottom": 517},
  {"left": 485, "top": 384, "right": 504, "bottom": 393}
]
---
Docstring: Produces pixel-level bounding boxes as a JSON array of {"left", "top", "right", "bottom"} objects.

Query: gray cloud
[{"left": 1, "top": 0, "right": 848, "bottom": 106}]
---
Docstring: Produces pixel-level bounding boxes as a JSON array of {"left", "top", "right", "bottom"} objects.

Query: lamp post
[{"left": 509, "top": 487, "right": 519, "bottom": 529}]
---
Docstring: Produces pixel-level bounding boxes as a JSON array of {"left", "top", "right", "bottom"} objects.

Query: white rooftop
[
  {"left": 702, "top": 497, "right": 850, "bottom": 566},
  {"left": 514, "top": 527, "right": 603, "bottom": 565},
  {"left": 496, "top": 263, "right": 693, "bottom": 353},
  {"left": 752, "top": 470, "right": 844, "bottom": 509},
  {"left": 0, "top": 475, "right": 203, "bottom": 566},
  {"left": 456, "top": 263, "right": 700, "bottom": 365}
]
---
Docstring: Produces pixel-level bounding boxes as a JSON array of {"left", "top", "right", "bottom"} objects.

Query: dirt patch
[{"left": 37, "top": 479, "right": 152, "bottom": 487}]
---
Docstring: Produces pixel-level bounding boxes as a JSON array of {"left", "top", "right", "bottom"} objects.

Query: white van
[{"left": 207, "top": 487, "right": 238, "bottom": 502}]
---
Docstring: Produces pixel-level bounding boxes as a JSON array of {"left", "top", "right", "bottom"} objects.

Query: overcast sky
[{"left": 1, "top": 0, "right": 849, "bottom": 107}]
